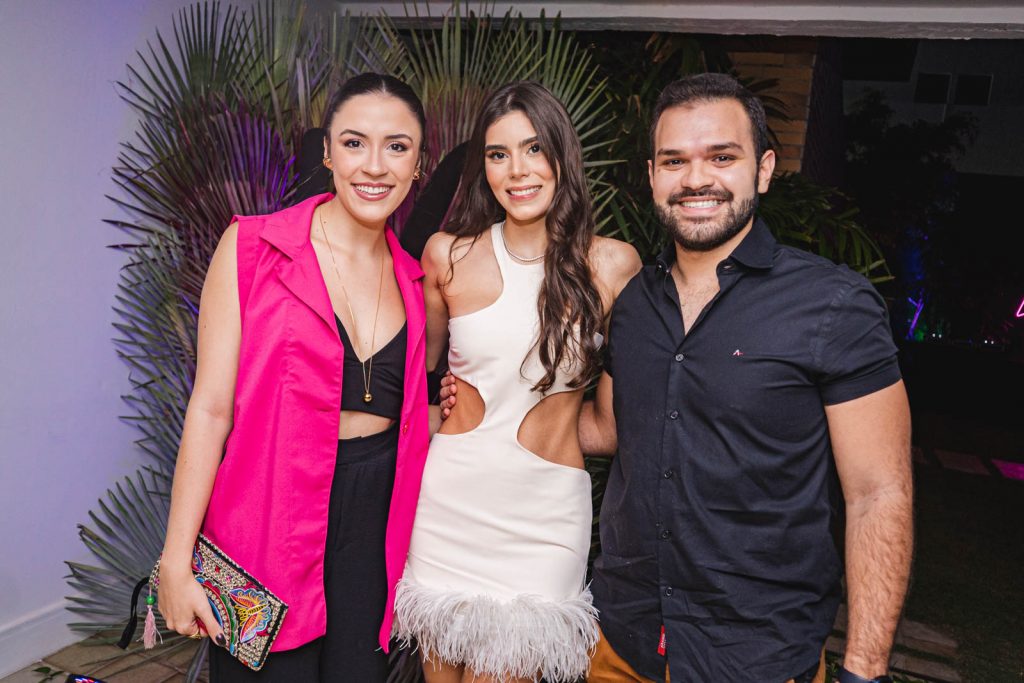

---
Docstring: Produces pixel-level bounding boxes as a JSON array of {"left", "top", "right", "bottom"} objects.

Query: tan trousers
[
  {"left": 587, "top": 628, "right": 826, "bottom": 683},
  {"left": 587, "top": 628, "right": 669, "bottom": 683}
]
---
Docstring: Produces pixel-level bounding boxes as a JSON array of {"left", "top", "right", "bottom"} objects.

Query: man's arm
[
  {"left": 826, "top": 380, "right": 913, "bottom": 679},
  {"left": 580, "top": 371, "right": 617, "bottom": 456}
]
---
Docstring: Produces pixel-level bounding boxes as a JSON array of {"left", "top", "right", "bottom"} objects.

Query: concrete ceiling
[{"left": 342, "top": 1, "right": 1024, "bottom": 38}]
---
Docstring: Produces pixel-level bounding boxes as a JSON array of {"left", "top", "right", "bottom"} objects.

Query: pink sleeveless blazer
[{"left": 202, "top": 193, "right": 430, "bottom": 652}]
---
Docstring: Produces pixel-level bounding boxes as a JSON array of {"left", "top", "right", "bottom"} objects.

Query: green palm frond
[
  {"left": 399, "top": 5, "right": 536, "bottom": 168},
  {"left": 759, "top": 173, "right": 893, "bottom": 283},
  {"left": 533, "top": 17, "right": 611, "bottom": 146},
  {"left": 249, "top": 2, "right": 332, "bottom": 140},
  {"left": 120, "top": 3, "right": 255, "bottom": 120},
  {"left": 377, "top": 4, "right": 617, "bottom": 235}
]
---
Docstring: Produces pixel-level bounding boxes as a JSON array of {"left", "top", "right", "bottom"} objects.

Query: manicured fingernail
[{"left": 215, "top": 633, "right": 227, "bottom": 647}]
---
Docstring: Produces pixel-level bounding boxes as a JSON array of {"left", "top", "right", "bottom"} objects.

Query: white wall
[
  {"left": 0, "top": 0, "right": 235, "bottom": 674},
  {"left": 367, "top": 0, "right": 1024, "bottom": 38}
]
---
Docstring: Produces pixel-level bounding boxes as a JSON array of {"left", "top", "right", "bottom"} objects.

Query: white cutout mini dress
[{"left": 394, "top": 224, "right": 597, "bottom": 682}]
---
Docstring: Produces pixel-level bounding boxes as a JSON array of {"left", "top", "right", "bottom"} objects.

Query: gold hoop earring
[
  {"left": 413, "top": 168, "right": 422, "bottom": 181},
  {"left": 322, "top": 157, "right": 332, "bottom": 170}
]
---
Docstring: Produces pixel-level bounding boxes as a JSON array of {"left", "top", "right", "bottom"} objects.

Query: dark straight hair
[
  {"left": 446, "top": 81, "right": 603, "bottom": 393},
  {"left": 321, "top": 73, "right": 427, "bottom": 151},
  {"left": 649, "top": 73, "right": 771, "bottom": 160}
]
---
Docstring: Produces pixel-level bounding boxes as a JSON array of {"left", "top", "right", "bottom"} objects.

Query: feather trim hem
[{"left": 393, "top": 578, "right": 599, "bottom": 683}]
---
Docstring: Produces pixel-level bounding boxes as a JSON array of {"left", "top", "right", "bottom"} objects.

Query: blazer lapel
[
  {"left": 258, "top": 195, "right": 425, "bottom": 342},
  {"left": 260, "top": 193, "right": 337, "bottom": 331},
  {"left": 387, "top": 229, "right": 426, "bottom": 357}
]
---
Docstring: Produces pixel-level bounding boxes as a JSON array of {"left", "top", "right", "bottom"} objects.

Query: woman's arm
[
  {"left": 421, "top": 232, "right": 454, "bottom": 373},
  {"left": 157, "top": 223, "right": 242, "bottom": 642},
  {"left": 578, "top": 237, "right": 641, "bottom": 456}
]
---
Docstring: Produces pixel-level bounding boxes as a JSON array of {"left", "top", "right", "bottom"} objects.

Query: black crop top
[{"left": 335, "top": 315, "right": 406, "bottom": 420}]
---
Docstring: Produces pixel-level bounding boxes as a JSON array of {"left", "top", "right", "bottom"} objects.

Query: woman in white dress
[{"left": 393, "top": 82, "right": 640, "bottom": 683}]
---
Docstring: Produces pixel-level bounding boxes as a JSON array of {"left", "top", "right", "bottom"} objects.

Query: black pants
[{"left": 210, "top": 426, "right": 398, "bottom": 682}]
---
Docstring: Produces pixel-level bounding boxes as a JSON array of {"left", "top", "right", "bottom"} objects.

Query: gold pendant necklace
[{"left": 318, "top": 205, "right": 385, "bottom": 403}]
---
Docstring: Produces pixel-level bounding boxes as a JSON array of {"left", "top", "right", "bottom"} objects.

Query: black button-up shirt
[{"left": 594, "top": 218, "right": 901, "bottom": 682}]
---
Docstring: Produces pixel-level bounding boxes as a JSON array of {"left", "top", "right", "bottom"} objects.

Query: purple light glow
[{"left": 907, "top": 296, "right": 925, "bottom": 339}]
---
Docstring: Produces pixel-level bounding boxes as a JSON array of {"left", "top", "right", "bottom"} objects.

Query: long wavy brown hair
[{"left": 445, "top": 81, "right": 602, "bottom": 393}]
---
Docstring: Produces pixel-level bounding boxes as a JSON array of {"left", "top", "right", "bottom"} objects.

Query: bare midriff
[
  {"left": 338, "top": 411, "right": 396, "bottom": 439},
  {"left": 439, "top": 376, "right": 585, "bottom": 469}
]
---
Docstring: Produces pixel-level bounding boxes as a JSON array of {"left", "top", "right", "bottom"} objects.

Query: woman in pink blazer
[{"left": 156, "top": 73, "right": 433, "bottom": 682}]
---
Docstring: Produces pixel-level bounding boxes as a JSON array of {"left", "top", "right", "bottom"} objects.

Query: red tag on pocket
[{"left": 657, "top": 625, "right": 666, "bottom": 655}]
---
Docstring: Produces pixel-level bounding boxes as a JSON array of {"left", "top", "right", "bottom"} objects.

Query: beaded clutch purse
[{"left": 121, "top": 535, "right": 288, "bottom": 671}]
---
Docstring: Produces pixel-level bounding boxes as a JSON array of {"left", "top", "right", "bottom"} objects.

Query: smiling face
[
  {"left": 323, "top": 92, "right": 422, "bottom": 226},
  {"left": 649, "top": 98, "right": 775, "bottom": 252},
  {"left": 483, "top": 110, "right": 557, "bottom": 230}
]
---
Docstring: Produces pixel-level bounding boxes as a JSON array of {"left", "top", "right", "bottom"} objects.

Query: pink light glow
[
  {"left": 993, "top": 459, "right": 1024, "bottom": 481},
  {"left": 1016, "top": 297, "right": 1024, "bottom": 318}
]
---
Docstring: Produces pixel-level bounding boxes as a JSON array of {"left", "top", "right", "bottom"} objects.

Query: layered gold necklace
[{"left": 318, "top": 205, "right": 385, "bottom": 403}]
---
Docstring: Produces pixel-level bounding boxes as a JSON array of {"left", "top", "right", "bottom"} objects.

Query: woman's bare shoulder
[
  {"left": 220, "top": 221, "right": 240, "bottom": 246},
  {"left": 207, "top": 222, "right": 240, "bottom": 273},
  {"left": 424, "top": 229, "right": 488, "bottom": 264},
  {"left": 590, "top": 236, "right": 642, "bottom": 290},
  {"left": 423, "top": 229, "right": 457, "bottom": 251}
]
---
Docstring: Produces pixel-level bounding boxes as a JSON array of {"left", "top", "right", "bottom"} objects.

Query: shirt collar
[
  {"left": 259, "top": 193, "right": 332, "bottom": 260},
  {"left": 655, "top": 216, "right": 777, "bottom": 272},
  {"left": 729, "top": 217, "right": 776, "bottom": 269}
]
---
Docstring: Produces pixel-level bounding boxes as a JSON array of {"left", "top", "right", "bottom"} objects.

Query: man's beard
[{"left": 655, "top": 187, "right": 758, "bottom": 252}]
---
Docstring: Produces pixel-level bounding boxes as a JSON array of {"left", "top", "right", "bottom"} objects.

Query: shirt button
[
  {"left": 664, "top": 586, "right": 674, "bottom": 597},
  {"left": 668, "top": 410, "right": 679, "bottom": 420},
  {"left": 722, "top": 263, "right": 734, "bottom": 270},
  {"left": 663, "top": 469, "right": 675, "bottom": 479},
  {"left": 402, "top": 423, "right": 409, "bottom": 434},
  {"left": 674, "top": 353, "right": 685, "bottom": 362},
  {"left": 659, "top": 529, "right": 672, "bottom": 540}
]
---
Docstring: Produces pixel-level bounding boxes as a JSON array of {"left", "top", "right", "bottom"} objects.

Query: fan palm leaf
[{"left": 66, "top": 469, "right": 170, "bottom": 629}]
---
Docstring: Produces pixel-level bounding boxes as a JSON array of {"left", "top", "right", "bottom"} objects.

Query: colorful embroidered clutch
[{"left": 150, "top": 535, "right": 288, "bottom": 671}]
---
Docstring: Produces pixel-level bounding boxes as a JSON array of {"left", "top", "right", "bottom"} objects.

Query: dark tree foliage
[{"left": 844, "top": 90, "right": 980, "bottom": 339}]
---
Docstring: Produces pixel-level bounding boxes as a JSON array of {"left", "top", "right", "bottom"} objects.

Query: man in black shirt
[{"left": 578, "top": 75, "right": 913, "bottom": 683}]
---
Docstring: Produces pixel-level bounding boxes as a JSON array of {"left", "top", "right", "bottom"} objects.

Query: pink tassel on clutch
[{"left": 143, "top": 589, "right": 161, "bottom": 649}]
